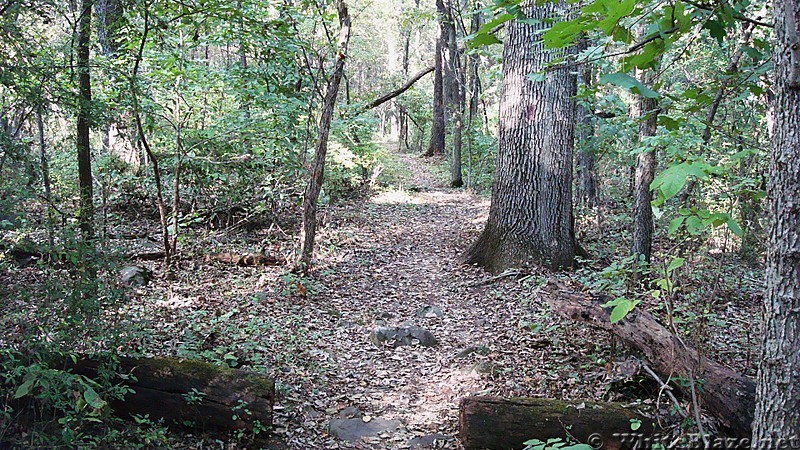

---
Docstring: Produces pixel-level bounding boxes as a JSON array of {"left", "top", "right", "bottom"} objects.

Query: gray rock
[
  {"left": 328, "top": 417, "right": 401, "bottom": 442},
  {"left": 369, "top": 326, "right": 438, "bottom": 348},
  {"left": 414, "top": 305, "right": 444, "bottom": 318},
  {"left": 409, "top": 433, "right": 450, "bottom": 448},
  {"left": 120, "top": 265, "right": 151, "bottom": 286},
  {"left": 338, "top": 406, "right": 361, "bottom": 419},
  {"left": 455, "top": 345, "right": 490, "bottom": 359}
]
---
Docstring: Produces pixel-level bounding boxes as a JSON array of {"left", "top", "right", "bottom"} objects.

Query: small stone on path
[
  {"left": 328, "top": 417, "right": 401, "bottom": 442},
  {"left": 368, "top": 326, "right": 438, "bottom": 348}
]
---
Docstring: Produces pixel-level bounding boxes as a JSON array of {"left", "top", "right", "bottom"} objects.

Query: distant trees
[
  {"left": 752, "top": 0, "right": 800, "bottom": 442},
  {"left": 463, "top": 1, "right": 578, "bottom": 272}
]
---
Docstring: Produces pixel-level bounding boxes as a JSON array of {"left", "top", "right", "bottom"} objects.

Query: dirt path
[{"left": 268, "top": 151, "right": 608, "bottom": 449}]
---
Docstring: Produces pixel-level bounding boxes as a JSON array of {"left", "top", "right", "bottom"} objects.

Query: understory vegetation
[{"left": 1, "top": 0, "right": 795, "bottom": 447}]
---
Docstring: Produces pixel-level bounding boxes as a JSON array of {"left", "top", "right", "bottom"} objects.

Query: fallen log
[
  {"left": 207, "top": 252, "right": 285, "bottom": 266},
  {"left": 542, "top": 281, "right": 755, "bottom": 437},
  {"left": 71, "top": 356, "right": 274, "bottom": 435},
  {"left": 459, "top": 396, "right": 654, "bottom": 450}
]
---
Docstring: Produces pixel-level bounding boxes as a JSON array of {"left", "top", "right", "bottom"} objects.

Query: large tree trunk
[
  {"left": 77, "top": 0, "right": 94, "bottom": 240},
  {"left": 630, "top": 68, "right": 657, "bottom": 263},
  {"left": 298, "top": 0, "right": 351, "bottom": 267},
  {"left": 752, "top": 0, "right": 800, "bottom": 444},
  {"left": 424, "top": 0, "right": 447, "bottom": 157},
  {"left": 459, "top": 396, "right": 654, "bottom": 450},
  {"left": 543, "top": 281, "right": 756, "bottom": 437},
  {"left": 462, "top": 1, "right": 578, "bottom": 272}
]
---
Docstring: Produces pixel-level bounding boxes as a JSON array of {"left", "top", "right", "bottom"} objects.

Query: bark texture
[
  {"left": 463, "top": 1, "right": 578, "bottom": 272},
  {"left": 77, "top": 0, "right": 94, "bottom": 239},
  {"left": 630, "top": 70, "right": 657, "bottom": 263},
  {"left": 299, "top": 0, "right": 350, "bottom": 266},
  {"left": 459, "top": 396, "right": 654, "bottom": 450},
  {"left": 447, "top": 0, "right": 464, "bottom": 188},
  {"left": 424, "top": 0, "right": 447, "bottom": 157},
  {"left": 752, "top": 0, "right": 800, "bottom": 444}
]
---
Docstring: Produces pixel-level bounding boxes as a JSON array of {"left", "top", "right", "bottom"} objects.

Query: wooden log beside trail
[
  {"left": 459, "top": 396, "right": 654, "bottom": 450},
  {"left": 71, "top": 356, "right": 274, "bottom": 435},
  {"left": 542, "top": 281, "right": 755, "bottom": 438}
]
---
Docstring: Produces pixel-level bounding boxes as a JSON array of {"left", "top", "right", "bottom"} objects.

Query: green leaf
[
  {"left": 630, "top": 418, "right": 642, "bottom": 431},
  {"left": 653, "top": 164, "right": 689, "bottom": 200},
  {"left": 703, "top": 19, "right": 726, "bottom": 44},
  {"left": 686, "top": 215, "right": 703, "bottom": 235},
  {"left": 600, "top": 72, "right": 659, "bottom": 98},
  {"left": 468, "top": 32, "right": 502, "bottom": 47},
  {"left": 14, "top": 378, "right": 35, "bottom": 399},
  {"left": 667, "top": 257, "right": 685, "bottom": 273},
  {"left": 668, "top": 216, "right": 685, "bottom": 235},
  {"left": 83, "top": 386, "right": 106, "bottom": 409},
  {"left": 726, "top": 217, "right": 743, "bottom": 237}
]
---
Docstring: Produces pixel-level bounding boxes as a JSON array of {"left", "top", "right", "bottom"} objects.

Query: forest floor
[
  {"left": 128, "top": 147, "right": 623, "bottom": 449},
  {"left": 1, "top": 143, "right": 763, "bottom": 449}
]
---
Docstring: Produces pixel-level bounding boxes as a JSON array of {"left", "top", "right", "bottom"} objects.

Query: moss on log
[{"left": 459, "top": 396, "right": 654, "bottom": 450}]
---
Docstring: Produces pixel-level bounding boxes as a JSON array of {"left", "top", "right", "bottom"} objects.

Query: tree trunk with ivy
[
  {"left": 298, "top": 0, "right": 351, "bottom": 267},
  {"left": 462, "top": 1, "right": 578, "bottom": 272},
  {"left": 752, "top": 0, "right": 800, "bottom": 443}
]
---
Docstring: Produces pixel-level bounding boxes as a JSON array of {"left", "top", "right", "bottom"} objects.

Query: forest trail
[{"left": 270, "top": 147, "right": 605, "bottom": 449}]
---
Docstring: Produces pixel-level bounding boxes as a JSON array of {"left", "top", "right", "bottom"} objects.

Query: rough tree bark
[
  {"left": 446, "top": 0, "right": 464, "bottom": 187},
  {"left": 424, "top": 0, "right": 447, "bottom": 157},
  {"left": 462, "top": 1, "right": 578, "bottom": 272},
  {"left": 298, "top": 0, "right": 350, "bottom": 267},
  {"left": 752, "top": 0, "right": 800, "bottom": 444},
  {"left": 630, "top": 67, "right": 658, "bottom": 263},
  {"left": 77, "top": 0, "right": 94, "bottom": 239}
]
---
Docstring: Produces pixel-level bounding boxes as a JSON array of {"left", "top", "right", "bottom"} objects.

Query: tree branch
[{"left": 358, "top": 65, "right": 434, "bottom": 114}]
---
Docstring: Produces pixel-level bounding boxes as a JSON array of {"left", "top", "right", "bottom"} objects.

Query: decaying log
[
  {"left": 542, "top": 281, "right": 755, "bottom": 437},
  {"left": 71, "top": 356, "right": 274, "bottom": 435},
  {"left": 459, "top": 396, "right": 654, "bottom": 450},
  {"left": 207, "top": 252, "right": 285, "bottom": 266}
]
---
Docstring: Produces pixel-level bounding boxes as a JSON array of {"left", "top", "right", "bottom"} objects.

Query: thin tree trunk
[
  {"left": 752, "top": 0, "right": 800, "bottom": 443},
  {"left": 398, "top": 28, "right": 410, "bottom": 149},
  {"left": 462, "top": 0, "right": 578, "bottom": 272},
  {"left": 630, "top": 67, "right": 658, "bottom": 263},
  {"left": 76, "top": 0, "right": 94, "bottom": 240},
  {"left": 298, "top": 0, "right": 351, "bottom": 268},
  {"left": 466, "top": 10, "right": 482, "bottom": 188},
  {"left": 37, "top": 106, "right": 55, "bottom": 250},
  {"left": 677, "top": 24, "right": 754, "bottom": 205},
  {"left": 131, "top": 8, "right": 171, "bottom": 266},
  {"left": 448, "top": 0, "right": 464, "bottom": 187},
  {"left": 424, "top": 0, "right": 446, "bottom": 157},
  {"left": 574, "top": 38, "right": 597, "bottom": 208}
]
